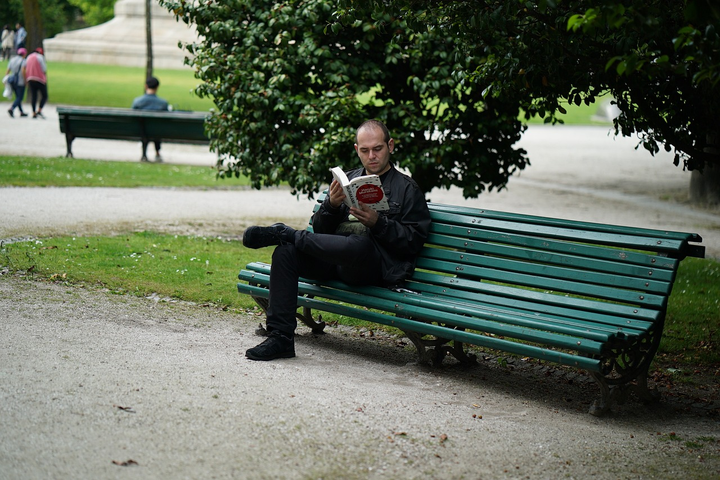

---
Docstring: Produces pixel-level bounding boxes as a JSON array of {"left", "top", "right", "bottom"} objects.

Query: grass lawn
[
  {"left": 1, "top": 60, "right": 213, "bottom": 111},
  {"left": 0, "top": 155, "right": 249, "bottom": 188}
]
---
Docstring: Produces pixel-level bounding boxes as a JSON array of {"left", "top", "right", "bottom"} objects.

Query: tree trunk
[
  {"left": 145, "top": 0, "right": 153, "bottom": 81},
  {"left": 689, "top": 130, "right": 720, "bottom": 205},
  {"left": 22, "top": 0, "right": 44, "bottom": 52}
]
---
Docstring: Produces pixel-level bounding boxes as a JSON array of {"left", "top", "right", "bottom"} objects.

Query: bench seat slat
[
  {"left": 245, "top": 261, "right": 654, "bottom": 336},
  {"left": 241, "top": 266, "right": 630, "bottom": 342},
  {"left": 239, "top": 269, "right": 609, "bottom": 355},
  {"left": 324, "top": 280, "right": 645, "bottom": 341},
  {"left": 237, "top": 281, "right": 604, "bottom": 372}
]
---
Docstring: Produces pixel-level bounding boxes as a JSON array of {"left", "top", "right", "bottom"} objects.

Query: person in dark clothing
[
  {"left": 131, "top": 76, "right": 169, "bottom": 161},
  {"left": 242, "top": 120, "right": 431, "bottom": 361}
]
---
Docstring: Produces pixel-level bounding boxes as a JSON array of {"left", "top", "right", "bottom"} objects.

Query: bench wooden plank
[
  {"left": 428, "top": 226, "right": 678, "bottom": 280},
  {"left": 238, "top": 278, "right": 605, "bottom": 372},
  {"left": 242, "top": 262, "right": 641, "bottom": 342},
  {"left": 405, "top": 274, "right": 659, "bottom": 329},
  {"left": 415, "top": 256, "right": 668, "bottom": 307},
  {"left": 430, "top": 203, "right": 704, "bottom": 252},
  {"left": 421, "top": 246, "right": 673, "bottom": 295}
]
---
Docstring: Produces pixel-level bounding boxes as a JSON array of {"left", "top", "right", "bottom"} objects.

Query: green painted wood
[
  {"left": 415, "top": 257, "right": 668, "bottom": 308},
  {"left": 427, "top": 225, "right": 678, "bottom": 277},
  {"left": 237, "top": 281, "right": 604, "bottom": 372},
  {"left": 429, "top": 203, "right": 704, "bottom": 247},
  {"left": 244, "top": 261, "right": 654, "bottom": 337},
  {"left": 420, "top": 245, "right": 672, "bottom": 294},
  {"left": 57, "top": 106, "right": 209, "bottom": 144},
  {"left": 238, "top": 269, "right": 607, "bottom": 355},
  {"left": 404, "top": 275, "right": 658, "bottom": 329},
  {"left": 429, "top": 210, "right": 687, "bottom": 253}
]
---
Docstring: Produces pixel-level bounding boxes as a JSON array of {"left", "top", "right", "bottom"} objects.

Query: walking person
[
  {"left": 1, "top": 25, "right": 14, "bottom": 60},
  {"left": 6, "top": 47, "right": 28, "bottom": 118},
  {"left": 26, "top": 47, "right": 48, "bottom": 119},
  {"left": 14, "top": 23, "right": 26, "bottom": 50},
  {"left": 242, "top": 120, "right": 432, "bottom": 360}
]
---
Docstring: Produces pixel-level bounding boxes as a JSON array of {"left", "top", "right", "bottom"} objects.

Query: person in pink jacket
[{"left": 25, "top": 47, "right": 47, "bottom": 119}]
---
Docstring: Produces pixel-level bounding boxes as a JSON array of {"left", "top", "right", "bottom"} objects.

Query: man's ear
[
  {"left": 388, "top": 138, "right": 395, "bottom": 153},
  {"left": 354, "top": 143, "right": 359, "bottom": 155}
]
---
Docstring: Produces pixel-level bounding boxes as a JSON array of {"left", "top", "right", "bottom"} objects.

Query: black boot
[
  {"left": 242, "top": 223, "right": 296, "bottom": 249},
  {"left": 246, "top": 330, "right": 295, "bottom": 361}
]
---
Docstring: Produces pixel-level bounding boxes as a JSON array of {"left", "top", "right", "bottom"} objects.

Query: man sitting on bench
[
  {"left": 242, "top": 119, "right": 432, "bottom": 361},
  {"left": 131, "top": 76, "right": 169, "bottom": 162}
]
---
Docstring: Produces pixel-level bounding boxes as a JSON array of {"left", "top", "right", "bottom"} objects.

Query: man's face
[{"left": 354, "top": 126, "right": 394, "bottom": 176}]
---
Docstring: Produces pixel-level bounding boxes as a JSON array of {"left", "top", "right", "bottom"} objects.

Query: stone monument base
[{"left": 45, "top": 0, "right": 197, "bottom": 70}]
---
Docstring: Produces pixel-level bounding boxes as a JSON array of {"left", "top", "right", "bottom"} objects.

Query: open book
[{"left": 330, "top": 166, "right": 389, "bottom": 212}]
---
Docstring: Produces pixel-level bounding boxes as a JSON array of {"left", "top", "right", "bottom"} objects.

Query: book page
[{"left": 330, "top": 166, "right": 356, "bottom": 208}]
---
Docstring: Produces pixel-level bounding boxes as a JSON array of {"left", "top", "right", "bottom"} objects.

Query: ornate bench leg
[
  {"left": 588, "top": 328, "right": 662, "bottom": 416},
  {"left": 296, "top": 305, "right": 326, "bottom": 334},
  {"left": 402, "top": 330, "right": 477, "bottom": 366},
  {"left": 250, "top": 294, "right": 326, "bottom": 336}
]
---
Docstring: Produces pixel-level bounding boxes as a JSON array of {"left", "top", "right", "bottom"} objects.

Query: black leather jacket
[{"left": 312, "top": 165, "right": 431, "bottom": 286}]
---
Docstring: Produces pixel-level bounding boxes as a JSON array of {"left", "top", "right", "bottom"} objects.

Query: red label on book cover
[{"left": 355, "top": 184, "right": 384, "bottom": 204}]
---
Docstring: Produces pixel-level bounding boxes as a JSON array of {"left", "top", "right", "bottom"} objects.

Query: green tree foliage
[
  {"left": 162, "top": 0, "right": 529, "bottom": 197},
  {"left": 339, "top": 0, "right": 720, "bottom": 172},
  {"left": 1, "top": 0, "right": 81, "bottom": 39},
  {"left": 67, "top": 0, "right": 115, "bottom": 26}
]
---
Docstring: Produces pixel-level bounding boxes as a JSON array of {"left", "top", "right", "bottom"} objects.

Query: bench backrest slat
[
  {"left": 403, "top": 277, "right": 657, "bottom": 332},
  {"left": 421, "top": 244, "right": 673, "bottom": 295},
  {"left": 429, "top": 203, "right": 703, "bottom": 246},
  {"left": 430, "top": 210, "right": 687, "bottom": 254},
  {"left": 408, "top": 270, "right": 662, "bottom": 322},
  {"left": 429, "top": 223, "right": 679, "bottom": 272},
  {"left": 416, "top": 256, "right": 668, "bottom": 308}
]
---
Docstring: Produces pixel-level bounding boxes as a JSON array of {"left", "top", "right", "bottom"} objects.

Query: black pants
[
  {"left": 266, "top": 231, "right": 383, "bottom": 335},
  {"left": 28, "top": 80, "right": 47, "bottom": 113}
]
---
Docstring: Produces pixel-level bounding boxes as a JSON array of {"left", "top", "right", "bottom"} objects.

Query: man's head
[
  {"left": 17, "top": 48, "right": 26, "bottom": 57},
  {"left": 354, "top": 120, "right": 394, "bottom": 176},
  {"left": 145, "top": 77, "right": 160, "bottom": 92}
]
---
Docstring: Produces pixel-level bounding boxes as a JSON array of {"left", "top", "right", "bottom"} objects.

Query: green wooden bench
[
  {"left": 57, "top": 106, "right": 210, "bottom": 161},
  {"left": 237, "top": 199, "right": 705, "bottom": 415}
]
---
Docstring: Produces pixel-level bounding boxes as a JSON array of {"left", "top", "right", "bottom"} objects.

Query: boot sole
[{"left": 245, "top": 351, "right": 296, "bottom": 361}]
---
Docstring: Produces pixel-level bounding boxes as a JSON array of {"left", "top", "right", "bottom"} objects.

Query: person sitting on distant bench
[{"left": 131, "top": 76, "right": 169, "bottom": 162}]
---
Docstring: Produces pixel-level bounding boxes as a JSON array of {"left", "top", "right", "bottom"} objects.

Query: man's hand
[
  {"left": 328, "top": 180, "right": 346, "bottom": 209},
  {"left": 350, "top": 203, "right": 379, "bottom": 228}
]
